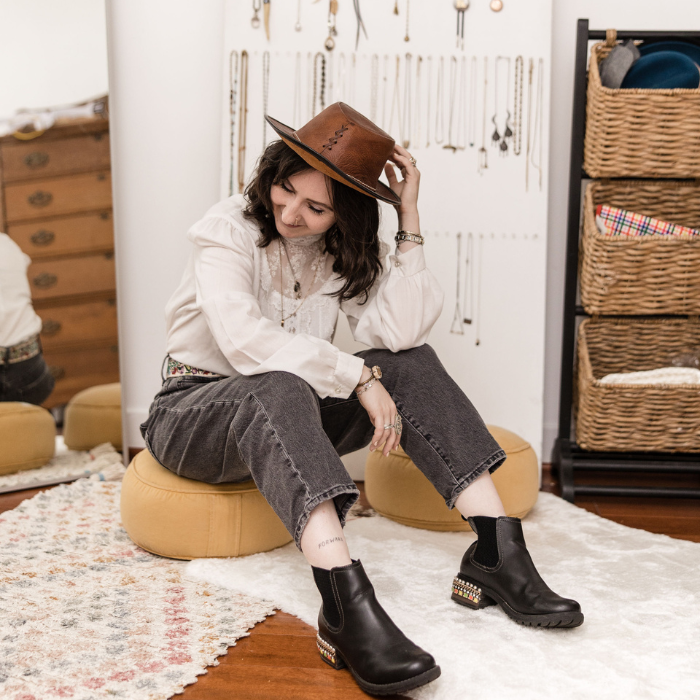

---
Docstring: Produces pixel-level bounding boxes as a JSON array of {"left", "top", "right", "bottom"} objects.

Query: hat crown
[{"left": 295, "top": 103, "right": 395, "bottom": 190}]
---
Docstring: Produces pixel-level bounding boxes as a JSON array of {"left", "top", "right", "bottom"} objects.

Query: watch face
[{"left": 372, "top": 365, "right": 383, "bottom": 379}]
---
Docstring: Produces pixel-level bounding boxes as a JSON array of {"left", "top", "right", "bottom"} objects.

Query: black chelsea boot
[
  {"left": 451, "top": 516, "right": 584, "bottom": 628},
  {"left": 313, "top": 560, "right": 441, "bottom": 696}
]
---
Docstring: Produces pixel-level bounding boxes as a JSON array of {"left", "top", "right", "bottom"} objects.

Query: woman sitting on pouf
[{"left": 141, "top": 103, "right": 582, "bottom": 697}]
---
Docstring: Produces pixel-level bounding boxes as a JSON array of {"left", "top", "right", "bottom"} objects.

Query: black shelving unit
[{"left": 552, "top": 19, "right": 700, "bottom": 502}]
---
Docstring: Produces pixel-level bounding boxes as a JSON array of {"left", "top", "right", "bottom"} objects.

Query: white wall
[
  {"left": 106, "top": 0, "right": 226, "bottom": 457},
  {"left": 543, "top": 1, "right": 700, "bottom": 460},
  {"left": 0, "top": 0, "right": 108, "bottom": 119}
]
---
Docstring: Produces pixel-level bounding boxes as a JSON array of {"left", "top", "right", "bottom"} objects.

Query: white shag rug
[
  {"left": 0, "top": 441, "right": 125, "bottom": 493},
  {"left": 186, "top": 492, "right": 700, "bottom": 700}
]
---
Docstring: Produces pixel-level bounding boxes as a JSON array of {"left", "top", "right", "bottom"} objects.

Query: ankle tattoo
[{"left": 318, "top": 536, "right": 345, "bottom": 549}]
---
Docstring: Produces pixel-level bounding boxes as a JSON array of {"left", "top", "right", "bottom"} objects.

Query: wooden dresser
[{"left": 0, "top": 116, "right": 119, "bottom": 408}]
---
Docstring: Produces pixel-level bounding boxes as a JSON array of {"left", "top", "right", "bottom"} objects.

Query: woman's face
[{"left": 270, "top": 169, "right": 336, "bottom": 239}]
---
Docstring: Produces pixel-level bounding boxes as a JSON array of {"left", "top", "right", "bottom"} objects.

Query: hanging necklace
[
  {"left": 313, "top": 52, "right": 326, "bottom": 116},
  {"left": 450, "top": 232, "right": 465, "bottom": 335},
  {"left": 381, "top": 54, "right": 389, "bottom": 130},
  {"left": 325, "top": 0, "right": 338, "bottom": 51},
  {"left": 389, "top": 55, "right": 404, "bottom": 145},
  {"left": 414, "top": 55, "right": 422, "bottom": 148},
  {"left": 462, "top": 232, "right": 474, "bottom": 324},
  {"left": 402, "top": 53, "right": 412, "bottom": 148},
  {"left": 370, "top": 54, "right": 379, "bottom": 122},
  {"left": 526, "top": 58, "right": 533, "bottom": 190},
  {"left": 337, "top": 52, "right": 347, "bottom": 102},
  {"left": 295, "top": 0, "right": 302, "bottom": 31},
  {"left": 475, "top": 233, "right": 483, "bottom": 346},
  {"left": 263, "top": 0, "right": 271, "bottom": 40},
  {"left": 393, "top": 0, "right": 399, "bottom": 14},
  {"left": 435, "top": 56, "right": 445, "bottom": 144},
  {"left": 293, "top": 52, "right": 302, "bottom": 126},
  {"left": 353, "top": 0, "right": 368, "bottom": 49},
  {"left": 237, "top": 50, "right": 249, "bottom": 194},
  {"left": 478, "top": 56, "right": 488, "bottom": 174},
  {"left": 443, "top": 56, "right": 458, "bottom": 152},
  {"left": 278, "top": 238, "right": 325, "bottom": 329},
  {"left": 425, "top": 55, "right": 432, "bottom": 148},
  {"left": 492, "top": 56, "right": 511, "bottom": 156},
  {"left": 530, "top": 58, "right": 544, "bottom": 191},
  {"left": 262, "top": 51, "right": 271, "bottom": 148},
  {"left": 468, "top": 56, "right": 477, "bottom": 147},
  {"left": 251, "top": 0, "right": 261, "bottom": 27},
  {"left": 327, "top": 51, "right": 335, "bottom": 103},
  {"left": 307, "top": 52, "right": 314, "bottom": 121},
  {"left": 228, "top": 50, "right": 239, "bottom": 197},
  {"left": 404, "top": 0, "right": 410, "bottom": 41},
  {"left": 455, "top": 55, "right": 468, "bottom": 150},
  {"left": 349, "top": 52, "right": 357, "bottom": 106},
  {"left": 454, "top": 0, "right": 469, "bottom": 51},
  {"left": 513, "top": 55, "right": 523, "bottom": 156}
]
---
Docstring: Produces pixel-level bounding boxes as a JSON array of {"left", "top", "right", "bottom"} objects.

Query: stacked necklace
[{"left": 278, "top": 237, "right": 325, "bottom": 329}]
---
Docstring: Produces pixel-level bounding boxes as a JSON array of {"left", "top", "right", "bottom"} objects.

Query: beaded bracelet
[
  {"left": 395, "top": 231, "right": 425, "bottom": 245},
  {"left": 355, "top": 378, "right": 378, "bottom": 396}
]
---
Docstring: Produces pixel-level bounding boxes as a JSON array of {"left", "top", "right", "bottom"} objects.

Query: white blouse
[{"left": 165, "top": 195, "right": 444, "bottom": 399}]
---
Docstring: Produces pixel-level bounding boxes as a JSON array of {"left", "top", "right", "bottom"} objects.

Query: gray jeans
[{"left": 140, "top": 344, "right": 506, "bottom": 549}]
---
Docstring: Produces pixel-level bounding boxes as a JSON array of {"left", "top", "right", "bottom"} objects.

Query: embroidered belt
[
  {"left": 0, "top": 334, "right": 41, "bottom": 365},
  {"left": 166, "top": 356, "right": 224, "bottom": 378}
]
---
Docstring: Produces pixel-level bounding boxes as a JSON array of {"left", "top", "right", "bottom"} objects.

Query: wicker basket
[
  {"left": 576, "top": 317, "right": 700, "bottom": 452},
  {"left": 579, "top": 180, "right": 700, "bottom": 315},
  {"left": 584, "top": 31, "right": 700, "bottom": 178}
]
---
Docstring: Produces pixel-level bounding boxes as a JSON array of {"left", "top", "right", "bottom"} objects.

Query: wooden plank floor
[{"left": 0, "top": 466, "right": 697, "bottom": 698}]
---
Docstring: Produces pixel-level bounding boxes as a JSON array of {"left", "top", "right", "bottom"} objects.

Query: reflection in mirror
[{"left": 0, "top": 2, "right": 119, "bottom": 492}]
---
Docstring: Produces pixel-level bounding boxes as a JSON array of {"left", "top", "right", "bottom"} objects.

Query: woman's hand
[
  {"left": 357, "top": 380, "right": 401, "bottom": 457},
  {"left": 384, "top": 144, "right": 421, "bottom": 222}
]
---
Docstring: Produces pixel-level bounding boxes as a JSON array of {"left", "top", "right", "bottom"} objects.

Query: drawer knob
[
  {"left": 97, "top": 172, "right": 107, "bottom": 181},
  {"left": 28, "top": 190, "right": 53, "bottom": 208},
  {"left": 33, "top": 272, "right": 58, "bottom": 289},
  {"left": 41, "top": 319, "right": 62, "bottom": 336},
  {"left": 24, "top": 151, "right": 49, "bottom": 169},
  {"left": 30, "top": 229, "right": 55, "bottom": 246},
  {"left": 49, "top": 366, "right": 66, "bottom": 381}
]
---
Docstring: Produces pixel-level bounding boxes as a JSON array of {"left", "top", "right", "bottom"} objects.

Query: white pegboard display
[{"left": 222, "top": 0, "right": 552, "bottom": 466}]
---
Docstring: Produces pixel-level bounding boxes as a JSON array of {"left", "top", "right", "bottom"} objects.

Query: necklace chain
[
  {"left": 237, "top": 50, "right": 249, "bottom": 194},
  {"left": 278, "top": 238, "right": 325, "bottom": 329},
  {"left": 513, "top": 55, "right": 524, "bottom": 156},
  {"left": 229, "top": 50, "right": 239, "bottom": 197},
  {"left": 262, "top": 51, "right": 270, "bottom": 149},
  {"left": 402, "top": 53, "right": 412, "bottom": 148}
]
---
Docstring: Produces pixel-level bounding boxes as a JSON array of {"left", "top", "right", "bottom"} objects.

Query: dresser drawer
[
  {"left": 43, "top": 343, "right": 120, "bottom": 408},
  {"left": 38, "top": 298, "right": 117, "bottom": 350},
  {"left": 28, "top": 253, "right": 115, "bottom": 301},
  {"left": 0, "top": 132, "right": 110, "bottom": 183},
  {"left": 7, "top": 210, "right": 113, "bottom": 259},
  {"left": 4, "top": 171, "right": 112, "bottom": 223}
]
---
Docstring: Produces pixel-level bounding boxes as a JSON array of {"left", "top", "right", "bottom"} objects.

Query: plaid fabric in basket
[{"left": 595, "top": 204, "right": 700, "bottom": 238}]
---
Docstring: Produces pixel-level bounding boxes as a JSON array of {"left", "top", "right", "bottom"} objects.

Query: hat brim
[{"left": 265, "top": 114, "right": 401, "bottom": 206}]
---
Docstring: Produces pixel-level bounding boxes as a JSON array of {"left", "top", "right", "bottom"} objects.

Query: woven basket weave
[
  {"left": 580, "top": 180, "right": 700, "bottom": 315},
  {"left": 576, "top": 317, "right": 700, "bottom": 452},
  {"left": 584, "top": 31, "right": 700, "bottom": 178}
]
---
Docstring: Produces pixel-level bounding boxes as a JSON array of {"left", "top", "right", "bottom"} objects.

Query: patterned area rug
[
  {"left": 0, "top": 478, "right": 276, "bottom": 700},
  {"left": 0, "top": 442, "right": 125, "bottom": 493}
]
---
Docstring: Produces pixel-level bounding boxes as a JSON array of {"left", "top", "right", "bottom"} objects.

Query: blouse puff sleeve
[{"left": 190, "top": 217, "right": 443, "bottom": 400}]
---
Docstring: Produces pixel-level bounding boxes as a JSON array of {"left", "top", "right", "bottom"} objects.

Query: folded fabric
[
  {"left": 599, "top": 367, "right": 700, "bottom": 385},
  {"left": 599, "top": 40, "right": 641, "bottom": 89},
  {"left": 595, "top": 204, "right": 700, "bottom": 238}
]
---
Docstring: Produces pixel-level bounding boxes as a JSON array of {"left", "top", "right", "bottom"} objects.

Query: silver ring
[
  {"left": 409, "top": 156, "right": 417, "bottom": 166},
  {"left": 383, "top": 423, "right": 392, "bottom": 430}
]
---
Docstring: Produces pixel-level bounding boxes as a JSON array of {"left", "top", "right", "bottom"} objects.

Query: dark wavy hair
[{"left": 242, "top": 140, "right": 382, "bottom": 304}]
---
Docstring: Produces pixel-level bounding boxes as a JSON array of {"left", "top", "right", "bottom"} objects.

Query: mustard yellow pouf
[
  {"left": 365, "top": 425, "right": 539, "bottom": 532},
  {"left": 120, "top": 449, "right": 293, "bottom": 559},
  {"left": 63, "top": 383, "right": 122, "bottom": 451},
  {"left": 0, "top": 402, "right": 55, "bottom": 475}
]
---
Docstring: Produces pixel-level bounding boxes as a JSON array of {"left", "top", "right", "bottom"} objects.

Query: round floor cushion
[
  {"left": 121, "top": 449, "right": 293, "bottom": 559},
  {"left": 365, "top": 425, "right": 539, "bottom": 532},
  {"left": 63, "top": 383, "right": 122, "bottom": 451},
  {"left": 0, "top": 402, "right": 55, "bottom": 475}
]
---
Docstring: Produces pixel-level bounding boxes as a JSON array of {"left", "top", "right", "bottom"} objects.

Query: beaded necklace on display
[
  {"left": 370, "top": 54, "right": 379, "bottom": 122},
  {"left": 237, "top": 50, "right": 249, "bottom": 194},
  {"left": 278, "top": 238, "right": 325, "bottom": 329},
  {"left": 262, "top": 51, "right": 271, "bottom": 148},
  {"left": 435, "top": 56, "right": 445, "bottom": 144},
  {"left": 477, "top": 56, "right": 488, "bottom": 174},
  {"left": 443, "top": 56, "right": 458, "bottom": 152},
  {"left": 513, "top": 55, "right": 524, "bottom": 156},
  {"left": 402, "top": 53, "right": 412, "bottom": 148},
  {"left": 313, "top": 52, "right": 326, "bottom": 116},
  {"left": 468, "top": 56, "right": 477, "bottom": 147},
  {"left": 228, "top": 50, "right": 239, "bottom": 197},
  {"left": 450, "top": 232, "right": 465, "bottom": 335}
]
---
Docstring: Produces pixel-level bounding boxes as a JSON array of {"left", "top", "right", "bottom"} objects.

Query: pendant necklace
[
  {"left": 313, "top": 51, "right": 326, "bottom": 116},
  {"left": 370, "top": 54, "right": 379, "bottom": 122},
  {"left": 402, "top": 53, "right": 412, "bottom": 148},
  {"left": 525, "top": 58, "right": 533, "bottom": 191},
  {"left": 475, "top": 233, "right": 483, "bottom": 346},
  {"left": 228, "top": 50, "right": 239, "bottom": 197},
  {"left": 325, "top": 0, "right": 338, "bottom": 51},
  {"left": 478, "top": 56, "right": 488, "bottom": 174},
  {"left": 278, "top": 239, "right": 325, "bottom": 330},
  {"left": 251, "top": 0, "right": 261, "bottom": 27},
  {"left": 404, "top": 0, "right": 411, "bottom": 41},
  {"left": 393, "top": 0, "right": 399, "bottom": 14},
  {"left": 530, "top": 58, "right": 544, "bottom": 191},
  {"left": 262, "top": 51, "right": 271, "bottom": 148},
  {"left": 237, "top": 50, "right": 249, "bottom": 194},
  {"left": 513, "top": 55, "right": 524, "bottom": 156},
  {"left": 353, "top": 0, "right": 368, "bottom": 49},
  {"left": 492, "top": 56, "right": 511, "bottom": 155},
  {"left": 414, "top": 55, "right": 422, "bottom": 148},
  {"left": 425, "top": 55, "right": 432, "bottom": 147},
  {"left": 468, "top": 56, "right": 477, "bottom": 147},
  {"left": 450, "top": 232, "right": 465, "bottom": 335},
  {"left": 389, "top": 55, "right": 404, "bottom": 145},
  {"left": 381, "top": 54, "right": 390, "bottom": 131},
  {"left": 443, "top": 56, "right": 458, "bottom": 152},
  {"left": 462, "top": 232, "right": 474, "bottom": 324},
  {"left": 435, "top": 56, "right": 445, "bottom": 144},
  {"left": 295, "top": 0, "right": 302, "bottom": 31},
  {"left": 263, "top": 0, "right": 271, "bottom": 40},
  {"left": 293, "top": 52, "right": 302, "bottom": 127},
  {"left": 455, "top": 55, "right": 468, "bottom": 150},
  {"left": 454, "top": 0, "right": 469, "bottom": 51}
]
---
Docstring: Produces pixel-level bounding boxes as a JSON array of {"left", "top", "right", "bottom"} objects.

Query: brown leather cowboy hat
[{"left": 265, "top": 102, "right": 401, "bottom": 206}]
